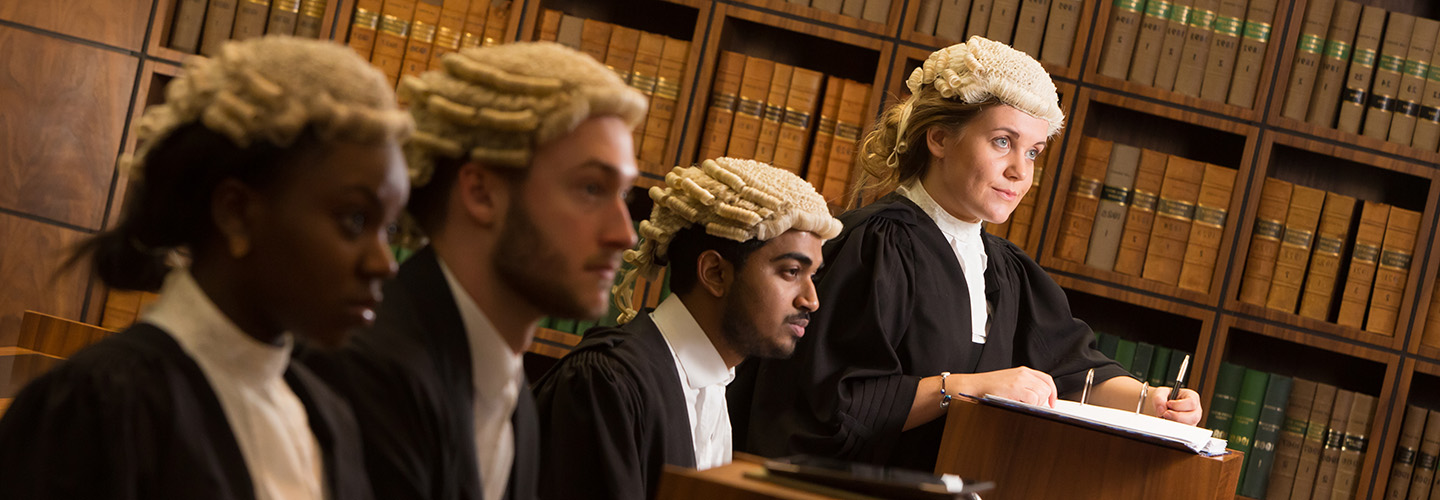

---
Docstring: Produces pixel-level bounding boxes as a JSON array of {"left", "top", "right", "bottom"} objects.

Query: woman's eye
[
  {"left": 993, "top": 137, "right": 1009, "bottom": 148},
  {"left": 1026, "top": 149, "right": 1040, "bottom": 160}
]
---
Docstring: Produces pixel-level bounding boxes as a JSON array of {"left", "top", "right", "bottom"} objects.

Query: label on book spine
[
  {"left": 1324, "top": 427, "right": 1344, "bottom": 449},
  {"left": 1212, "top": 14, "right": 1242, "bottom": 38},
  {"left": 1380, "top": 249, "right": 1412, "bottom": 270},
  {"left": 1146, "top": 1, "right": 1173, "bottom": 21},
  {"left": 1418, "top": 451, "right": 1438, "bottom": 470},
  {"left": 783, "top": 108, "right": 811, "bottom": 129},
  {"left": 1194, "top": 205, "right": 1226, "bottom": 227},
  {"left": 1324, "top": 40, "right": 1353, "bottom": 62},
  {"left": 1114, "top": 0, "right": 1143, "bottom": 13},
  {"left": 1342, "top": 87, "right": 1368, "bottom": 105},
  {"left": 1158, "top": 199, "right": 1195, "bottom": 220},
  {"left": 1353, "top": 243, "right": 1380, "bottom": 264},
  {"left": 1254, "top": 219, "right": 1283, "bottom": 240},
  {"left": 380, "top": 14, "right": 411, "bottom": 37},
  {"left": 1314, "top": 235, "right": 1344, "bottom": 256},
  {"left": 1242, "top": 20, "right": 1271, "bottom": 42},
  {"left": 1188, "top": 8, "right": 1215, "bottom": 30},
  {"left": 354, "top": 8, "right": 381, "bottom": 29},
  {"left": 1101, "top": 185, "right": 1132, "bottom": 205},
  {"left": 1422, "top": 106, "right": 1440, "bottom": 122},
  {"left": 713, "top": 92, "right": 738, "bottom": 112},
  {"left": 1298, "top": 33, "right": 1324, "bottom": 55},
  {"left": 1168, "top": 3, "right": 1191, "bottom": 23},
  {"left": 1071, "top": 178, "right": 1103, "bottom": 199},
  {"left": 1283, "top": 416, "right": 1307, "bottom": 434},
  {"left": 1380, "top": 53, "right": 1405, "bottom": 73},
  {"left": 1395, "top": 446, "right": 1417, "bottom": 466},
  {"left": 1370, "top": 94, "right": 1397, "bottom": 111},
  {"left": 1343, "top": 433, "right": 1367, "bottom": 452},
  {"left": 1131, "top": 190, "right": 1159, "bottom": 212},
  {"left": 1282, "top": 227, "right": 1314, "bottom": 249}
]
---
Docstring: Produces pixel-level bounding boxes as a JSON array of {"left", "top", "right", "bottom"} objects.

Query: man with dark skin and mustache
[{"left": 531, "top": 157, "right": 842, "bottom": 500}]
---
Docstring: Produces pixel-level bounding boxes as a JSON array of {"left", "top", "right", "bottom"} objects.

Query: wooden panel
[
  {"left": 18, "top": 310, "right": 116, "bottom": 359},
  {"left": 0, "top": 213, "right": 91, "bottom": 349},
  {"left": 0, "top": 0, "right": 151, "bottom": 51},
  {"left": 0, "top": 25, "right": 137, "bottom": 229}
]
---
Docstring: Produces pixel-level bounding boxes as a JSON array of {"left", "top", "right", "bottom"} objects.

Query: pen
[
  {"left": 1168, "top": 354, "right": 1191, "bottom": 401},
  {"left": 1081, "top": 368, "right": 1094, "bottom": 405}
]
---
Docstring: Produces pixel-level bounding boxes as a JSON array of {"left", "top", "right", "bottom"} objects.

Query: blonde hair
[
  {"left": 615, "top": 158, "right": 843, "bottom": 323},
  {"left": 399, "top": 42, "right": 649, "bottom": 186}
]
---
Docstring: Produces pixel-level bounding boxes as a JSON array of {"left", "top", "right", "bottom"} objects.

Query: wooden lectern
[{"left": 934, "top": 397, "right": 1243, "bottom": 499}]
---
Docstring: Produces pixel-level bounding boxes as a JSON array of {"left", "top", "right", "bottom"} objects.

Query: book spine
[
  {"left": 915, "top": 0, "right": 943, "bottom": 35},
  {"left": 1265, "top": 185, "right": 1327, "bottom": 314},
  {"left": 1239, "top": 178, "right": 1293, "bottom": 305},
  {"left": 427, "top": 0, "right": 471, "bottom": 70},
  {"left": 1265, "top": 378, "right": 1317, "bottom": 500},
  {"left": 1288, "top": 383, "right": 1339, "bottom": 500},
  {"left": 698, "top": 51, "right": 747, "bottom": 162},
  {"left": 1278, "top": 0, "right": 1338, "bottom": 120},
  {"left": 774, "top": 67, "right": 825, "bottom": 175},
  {"left": 935, "top": 0, "right": 974, "bottom": 41},
  {"left": 1297, "top": 192, "right": 1357, "bottom": 320},
  {"left": 535, "top": 8, "right": 560, "bottom": 42},
  {"left": 1128, "top": 0, "right": 1173, "bottom": 85},
  {"left": 1013, "top": 0, "right": 1052, "bottom": 57},
  {"left": 1428, "top": 275, "right": 1440, "bottom": 350},
  {"left": 1129, "top": 342, "right": 1155, "bottom": 380},
  {"left": 1197, "top": 0, "right": 1248, "bottom": 101},
  {"left": 639, "top": 37, "right": 689, "bottom": 170},
  {"left": 1225, "top": 0, "right": 1277, "bottom": 107},
  {"left": 1177, "top": 163, "right": 1235, "bottom": 293},
  {"left": 1114, "top": 338, "right": 1137, "bottom": 371},
  {"left": 169, "top": 0, "right": 208, "bottom": 53},
  {"left": 1362, "top": 13, "right": 1417, "bottom": 140},
  {"left": 1330, "top": 393, "right": 1377, "bottom": 500},
  {"left": 1308, "top": 389, "right": 1356, "bottom": 500},
  {"left": 372, "top": 0, "right": 419, "bottom": 88},
  {"left": 1040, "top": 0, "right": 1083, "bottom": 66},
  {"left": 1382, "top": 406, "right": 1428, "bottom": 500},
  {"left": 1408, "top": 410, "right": 1440, "bottom": 500},
  {"left": 401, "top": 0, "right": 443, "bottom": 82},
  {"left": 1142, "top": 155, "right": 1205, "bottom": 286},
  {"left": 480, "top": 1, "right": 509, "bottom": 46},
  {"left": 1230, "top": 367, "right": 1273, "bottom": 491},
  {"left": 987, "top": 0, "right": 1022, "bottom": 43},
  {"left": 200, "top": 0, "right": 241, "bottom": 57},
  {"left": 821, "top": 79, "right": 871, "bottom": 205},
  {"left": 604, "top": 26, "right": 642, "bottom": 86},
  {"left": 1099, "top": 0, "right": 1150, "bottom": 79},
  {"left": 266, "top": 0, "right": 300, "bottom": 35},
  {"left": 1113, "top": 148, "right": 1168, "bottom": 277},
  {"left": 1336, "top": 202, "right": 1390, "bottom": 328},
  {"left": 727, "top": 56, "right": 776, "bottom": 160},
  {"left": 1086, "top": 143, "right": 1142, "bottom": 270},
  {"left": 755, "top": 63, "right": 795, "bottom": 163},
  {"left": 1365, "top": 207, "right": 1420, "bottom": 335},
  {"left": 1207, "top": 361, "right": 1247, "bottom": 438},
  {"left": 1240, "top": 373, "right": 1293, "bottom": 497},
  {"left": 294, "top": 0, "right": 327, "bottom": 38},
  {"left": 1336, "top": 6, "right": 1388, "bottom": 135},
  {"left": 842, "top": 0, "right": 865, "bottom": 18},
  {"left": 629, "top": 31, "right": 665, "bottom": 164},
  {"left": 804, "top": 76, "right": 844, "bottom": 189},
  {"left": 230, "top": 0, "right": 272, "bottom": 40},
  {"left": 1097, "top": 331, "right": 1120, "bottom": 359},
  {"left": 1413, "top": 31, "right": 1440, "bottom": 152},
  {"left": 578, "top": 19, "right": 612, "bottom": 67},
  {"left": 967, "top": 0, "right": 994, "bottom": 41},
  {"left": 1304, "top": 1, "right": 1363, "bottom": 129},
  {"left": 459, "top": 0, "right": 487, "bottom": 49},
  {"left": 1389, "top": 19, "right": 1440, "bottom": 146},
  {"left": 1147, "top": 345, "right": 1172, "bottom": 386},
  {"left": 1151, "top": 0, "right": 1194, "bottom": 90},
  {"left": 1171, "top": 0, "right": 1219, "bottom": 97},
  {"left": 863, "top": 0, "right": 893, "bottom": 23},
  {"left": 812, "top": 0, "right": 844, "bottom": 12},
  {"left": 1056, "top": 137, "right": 1115, "bottom": 263}
]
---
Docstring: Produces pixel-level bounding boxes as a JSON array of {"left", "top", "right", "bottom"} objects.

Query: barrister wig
[
  {"left": 613, "top": 157, "right": 843, "bottom": 323},
  {"left": 398, "top": 41, "right": 649, "bottom": 187}
]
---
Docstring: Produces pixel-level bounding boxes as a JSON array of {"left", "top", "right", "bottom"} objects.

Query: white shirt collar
[
  {"left": 436, "top": 258, "right": 524, "bottom": 399},
  {"left": 144, "top": 269, "right": 293, "bottom": 386},
  {"left": 898, "top": 180, "right": 985, "bottom": 247},
  {"left": 651, "top": 295, "right": 735, "bottom": 389}
]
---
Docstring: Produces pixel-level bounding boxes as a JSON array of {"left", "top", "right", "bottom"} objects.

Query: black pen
[{"left": 1168, "top": 354, "right": 1191, "bottom": 401}]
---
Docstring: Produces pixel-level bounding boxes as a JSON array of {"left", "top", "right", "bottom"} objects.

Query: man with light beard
[
  {"left": 531, "top": 157, "right": 842, "bottom": 500},
  {"left": 301, "top": 42, "right": 647, "bottom": 500}
]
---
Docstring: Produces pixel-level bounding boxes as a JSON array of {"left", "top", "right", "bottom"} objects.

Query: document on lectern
[{"left": 978, "top": 395, "right": 1229, "bottom": 456}]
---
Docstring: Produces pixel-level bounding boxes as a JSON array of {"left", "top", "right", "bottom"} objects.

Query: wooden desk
[
  {"left": 934, "top": 398, "right": 1243, "bottom": 500},
  {"left": 655, "top": 461, "right": 851, "bottom": 500}
]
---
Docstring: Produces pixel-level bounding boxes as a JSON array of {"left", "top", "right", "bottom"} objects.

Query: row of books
[
  {"left": 1095, "top": 0, "right": 1278, "bottom": 108},
  {"left": 912, "top": 0, "right": 1084, "bottom": 69},
  {"left": 533, "top": 12, "right": 691, "bottom": 178},
  {"left": 1092, "top": 332, "right": 1192, "bottom": 388},
  {"left": 1054, "top": 137, "right": 1236, "bottom": 294},
  {"left": 1237, "top": 178, "right": 1419, "bottom": 336},
  {"left": 789, "top": 0, "right": 892, "bottom": 24},
  {"left": 347, "top": 0, "right": 514, "bottom": 88},
  {"left": 1206, "top": 364, "right": 1376, "bottom": 499},
  {"left": 1383, "top": 404, "right": 1440, "bottom": 500},
  {"left": 698, "top": 52, "right": 873, "bottom": 206},
  {"left": 167, "top": 0, "right": 332, "bottom": 55},
  {"left": 1280, "top": 2, "right": 1440, "bottom": 154}
]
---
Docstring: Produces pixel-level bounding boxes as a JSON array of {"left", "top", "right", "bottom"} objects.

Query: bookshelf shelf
[
  {"left": 725, "top": 0, "right": 896, "bottom": 38},
  {"left": 1267, "top": 114, "right": 1440, "bottom": 168},
  {"left": 1227, "top": 301, "right": 1401, "bottom": 351},
  {"left": 1046, "top": 256, "right": 1217, "bottom": 305},
  {"left": 1084, "top": 72, "right": 1266, "bottom": 123}
]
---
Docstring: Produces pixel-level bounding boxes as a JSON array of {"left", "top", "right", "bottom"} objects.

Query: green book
[
  {"left": 1147, "top": 346, "right": 1172, "bottom": 387},
  {"left": 1114, "top": 339, "right": 1137, "bottom": 372},
  {"left": 1239, "top": 373, "right": 1292, "bottom": 497},
  {"left": 1098, "top": 332, "right": 1120, "bottom": 359},
  {"left": 1227, "top": 368, "right": 1272, "bottom": 492},
  {"left": 1165, "top": 350, "right": 1191, "bottom": 386},
  {"left": 1130, "top": 342, "right": 1155, "bottom": 381},
  {"left": 538, "top": 316, "right": 555, "bottom": 330},
  {"left": 551, "top": 317, "right": 578, "bottom": 334},
  {"left": 1207, "top": 361, "right": 1247, "bottom": 439},
  {"left": 1264, "top": 378, "right": 1316, "bottom": 500}
]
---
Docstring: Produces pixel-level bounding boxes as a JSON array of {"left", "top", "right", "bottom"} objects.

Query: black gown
[
  {"left": 531, "top": 312, "right": 697, "bottom": 500},
  {"left": 299, "top": 247, "right": 539, "bottom": 500},
  {"left": 731, "top": 193, "right": 1129, "bottom": 472},
  {"left": 0, "top": 324, "right": 372, "bottom": 500}
]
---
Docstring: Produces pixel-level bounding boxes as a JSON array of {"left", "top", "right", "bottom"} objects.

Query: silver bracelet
[{"left": 940, "top": 372, "right": 952, "bottom": 408}]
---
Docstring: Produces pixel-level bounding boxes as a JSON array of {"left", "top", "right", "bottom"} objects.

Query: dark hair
[
  {"left": 664, "top": 224, "right": 766, "bottom": 296},
  {"left": 70, "top": 122, "right": 322, "bottom": 291},
  {"left": 406, "top": 157, "right": 531, "bottom": 238}
]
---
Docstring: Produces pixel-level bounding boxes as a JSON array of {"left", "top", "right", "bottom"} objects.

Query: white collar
[
  {"left": 143, "top": 269, "right": 293, "bottom": 387},
  {"left": 651, "top": 295, "right": 735, "bottom": 389},
  {"left": 898, "top": 181, "right": 985, "bottom": 245},
  {"left": 437, "top": 258, "right": 524, "bottom": 399}
]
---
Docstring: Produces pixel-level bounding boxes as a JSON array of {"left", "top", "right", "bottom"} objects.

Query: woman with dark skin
[{"left": 0, "top": 37, "right": 412, "bottom": 500}]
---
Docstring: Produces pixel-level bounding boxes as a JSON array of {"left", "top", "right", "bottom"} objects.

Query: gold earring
[{"left": 229, "top": 237, "right": 250, "bottom": 259}]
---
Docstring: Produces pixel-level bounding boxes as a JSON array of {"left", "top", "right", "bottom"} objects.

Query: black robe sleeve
[
  {"left": 748, "top": 214, "right": 924, "bottom": 463},
  {"left": 532, "top": 350, "right": 652, "bottom": 500}
]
